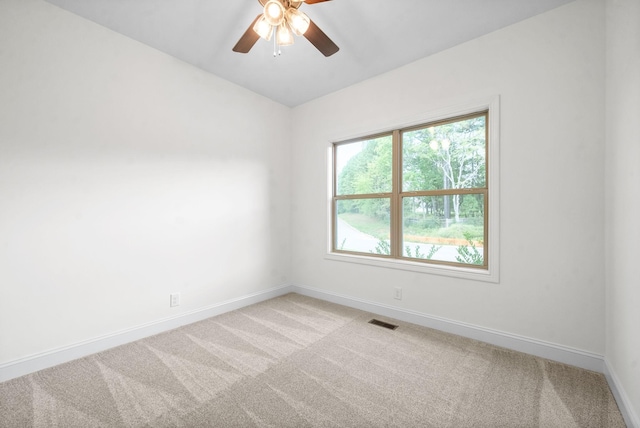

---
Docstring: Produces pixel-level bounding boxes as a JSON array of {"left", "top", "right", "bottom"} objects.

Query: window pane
[
  {"left": 336, "top": 198, "right": 391, "bottom": 255},
  {"left": 336, "top": 135, "right": 392, "bottom": 195},
  {"left": 402, "top": 195, "right": 484, "bottom": 265},
  {"left": 402, "top": 115, "right": 486, "bottom": 192}
]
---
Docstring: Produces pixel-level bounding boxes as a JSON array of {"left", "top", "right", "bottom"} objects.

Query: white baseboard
[
  {"left": 292, "top": 285, "right": 605, "bottom": 373},
  {"left": 605, "top": 359, "right": 640, "bottom": 428},
  {"left": 0, "top": 284, "right": 294, "bottom": 383}
]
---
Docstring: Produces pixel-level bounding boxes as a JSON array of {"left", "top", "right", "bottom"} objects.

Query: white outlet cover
[{"left": 170, "top": 293, "right": 180, "bottom": 307}]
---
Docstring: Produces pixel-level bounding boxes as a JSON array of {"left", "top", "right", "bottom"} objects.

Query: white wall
[
  {"left": 0, "top": 0, "right": 291, "bottom": 364},
  {"left": 605, "top": 0, "right": 640, "bottom": 423},
  {"left": 291, "top": 0, "right": 606, "bottom": 354},
  {"left": 0, "top": 0, "right": 637, "bottom": 419}
]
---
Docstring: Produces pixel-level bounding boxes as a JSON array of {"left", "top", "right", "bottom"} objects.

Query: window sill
[{"left": 324, "top": 252, "right": 499, "bottom": 283}]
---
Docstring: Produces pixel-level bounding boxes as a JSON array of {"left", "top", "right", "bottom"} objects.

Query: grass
[
  {"left": 339, "top": 212, "right": 483, "bottom": 242},
  {"left": 339, "top": 213, "right": 390, "bottom": 240},
  {"left": 405, "top": 221, "right": 483, "bottom": 241}
]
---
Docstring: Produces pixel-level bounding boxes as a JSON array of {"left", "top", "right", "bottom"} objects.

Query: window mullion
[{"left": 391, "top": 130, "right": 402, "bottom": 258}]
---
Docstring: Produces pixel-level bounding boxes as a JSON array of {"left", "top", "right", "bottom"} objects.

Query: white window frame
[{"left": 325, "top": 96, "right": 500, "bottom": 283}]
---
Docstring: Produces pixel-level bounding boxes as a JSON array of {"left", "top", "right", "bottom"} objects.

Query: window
[{"left": 329, "top": 103, "right": 498, "bottom": 281}]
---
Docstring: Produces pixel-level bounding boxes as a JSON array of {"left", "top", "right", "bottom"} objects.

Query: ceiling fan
[{"left": 233, "top": 0, "right": 339, "bottom": 57}]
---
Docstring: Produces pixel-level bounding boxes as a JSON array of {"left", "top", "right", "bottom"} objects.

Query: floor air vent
[{"left": 368, "top": 319, "right": 399, "bottom": 330}]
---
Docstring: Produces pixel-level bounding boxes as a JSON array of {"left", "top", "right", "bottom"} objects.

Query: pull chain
[{"left": 273, "top": 27, "right": 281, "bottom": 57}]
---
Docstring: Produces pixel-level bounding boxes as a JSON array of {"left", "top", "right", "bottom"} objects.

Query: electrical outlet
[
  {"left": 170, "top": 293, "right": 180, "bottom": 307},
  {"left": 394, "top": 287, "right": 402, "bottom": 300}
]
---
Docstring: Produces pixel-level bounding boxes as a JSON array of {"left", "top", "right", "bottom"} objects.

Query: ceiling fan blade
[
  {"left": 232, "top": 14, "right": 262, "bottom": 53},
  {"left": 304, "top": 19, "right": 339, "bottom": 57},
  {"left": 304, "top": 0, "right": 332, "bottom": 4}
]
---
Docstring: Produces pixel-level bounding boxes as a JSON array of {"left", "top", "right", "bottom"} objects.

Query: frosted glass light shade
[
  {"left": 285, "top": 8, "right": 310, "bottom": 35},
  {"left": 276, "top": 23, "right": 294, "bottom": 46},
  {"left": 264, "top": 1, "right": 285, "bottom": 26},
  {"left": 253, "top": 15, "right": 273, "bottom": 40}
]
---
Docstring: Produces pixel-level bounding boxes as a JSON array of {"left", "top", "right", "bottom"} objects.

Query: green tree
[
  {"left": 337, "top": 136, "right": 392, "bottom": 220},
  {"left": 402, "top": 116, "right": 486, "bottom": 223}
]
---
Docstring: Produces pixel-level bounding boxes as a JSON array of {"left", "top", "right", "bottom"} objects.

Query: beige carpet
[{"left": 0, "top": 293, "right": 626, "bottom": 427}]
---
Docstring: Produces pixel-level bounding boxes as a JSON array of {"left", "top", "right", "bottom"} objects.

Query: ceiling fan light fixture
[
  {"left": 253, "top": 15, "right": 273, "bottom": 40},
  {"left": 285, "top": 8, "right": 310, "bottom": 36},
  {"left": 276, "top": 22, "right": 294, "bottom": 46},
  {"left": 234, "top": 0, "right": 339, "bottom": 57},
  {"left": 264, "top": 0, "right": 285, "bottom": 26}
]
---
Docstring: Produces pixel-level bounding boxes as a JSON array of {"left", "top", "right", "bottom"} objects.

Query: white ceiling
[{"left": 45, "top": 0, "right": 574, "bottom": 107}]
